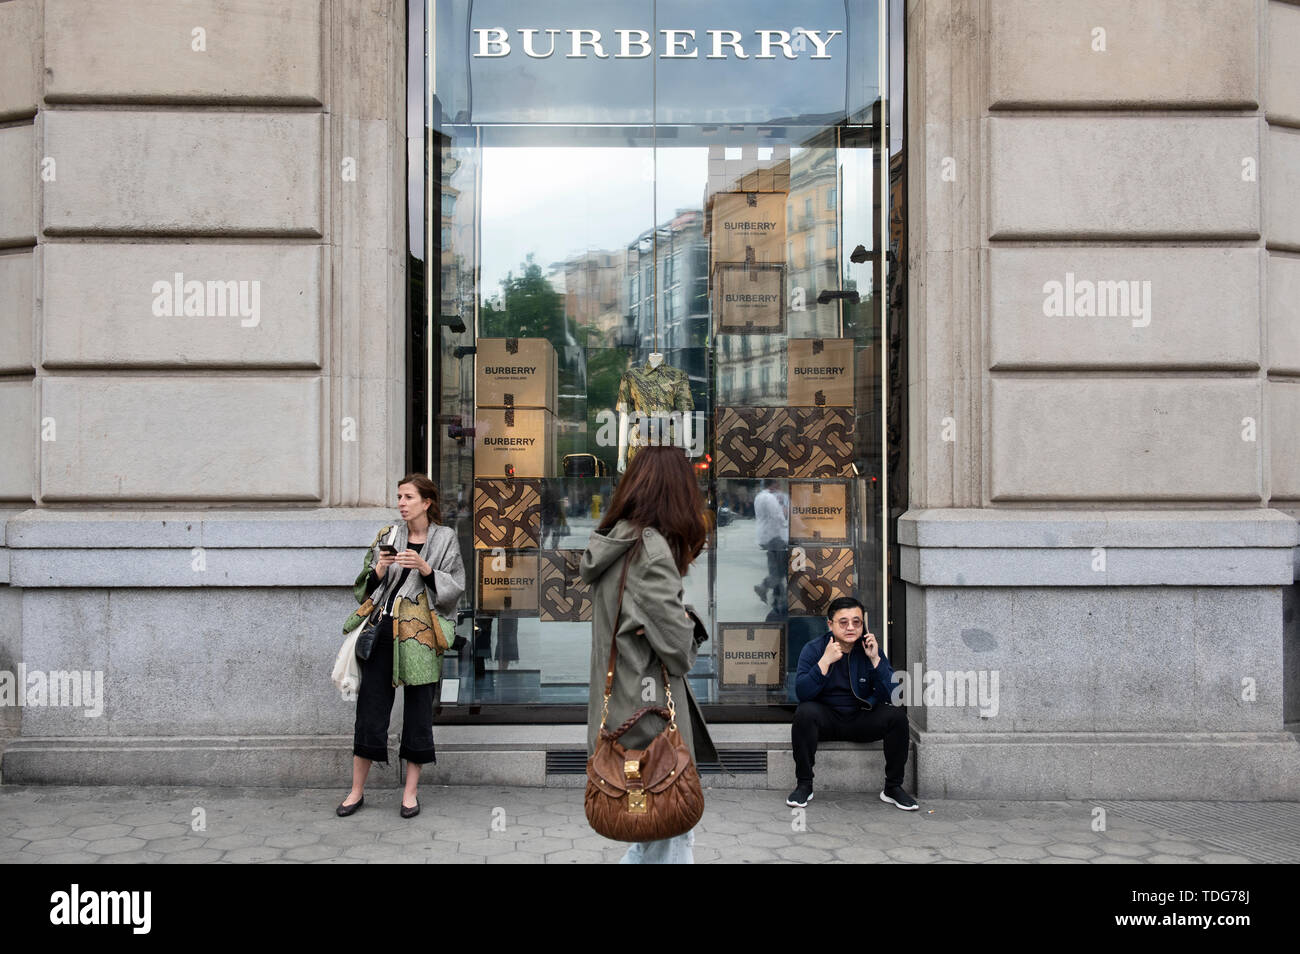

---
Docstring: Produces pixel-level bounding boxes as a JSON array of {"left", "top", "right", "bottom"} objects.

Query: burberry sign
[{"left": 473, "top": 28, "right": 843, "bottom": 60}]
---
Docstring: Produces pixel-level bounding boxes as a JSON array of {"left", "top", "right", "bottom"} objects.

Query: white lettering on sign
[{"left": 472, "top": 28, "right": 843, "bottom": 60}]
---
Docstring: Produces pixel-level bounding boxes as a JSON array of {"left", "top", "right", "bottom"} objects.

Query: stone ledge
[
  {"left": 1, "top": 508, "right": 406, "bottom": 587},
  {"left": 0, "top": 732, "right": 904, "bottom": 793},
  {"left": 915, "top": 730, "right": 1300, "bottom": 800},
  {"left": 898, "top": 509, "right": 1298, "bottom": 586},
  {"left": 898, "top": 509, "right": 1298, "bottom": 548}
]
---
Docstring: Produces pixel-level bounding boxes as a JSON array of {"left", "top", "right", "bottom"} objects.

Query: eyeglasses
[{"left": 833, "top": 618, "right": 863, "bottom": 629}]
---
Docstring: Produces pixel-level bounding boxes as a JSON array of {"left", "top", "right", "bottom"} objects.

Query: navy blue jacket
[{"left": 795, "top": 632, "right": 896, "bottom": 708}]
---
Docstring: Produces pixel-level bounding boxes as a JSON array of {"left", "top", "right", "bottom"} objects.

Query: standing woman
[
  {"left": 580, "top": 445, "right": 717, "bottom": 864},
  {"left": 338, "top": 473, "right": 465, "bottom": 818}
]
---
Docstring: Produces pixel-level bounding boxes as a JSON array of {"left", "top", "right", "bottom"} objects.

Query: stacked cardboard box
[{"left": 788, "top": 338, "right": 855, "bottom": 407}]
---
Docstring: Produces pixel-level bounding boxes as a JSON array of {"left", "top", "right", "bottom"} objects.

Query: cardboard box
[
  {"left": 477, "top": 550, "right": 538, "bottom": 615},
  {"left": 711, "top": 192, "right": 787, "bottom": 266},
  {"left": 537, "top": 550, "right": 592, "bottom": 622},
  {"left": 714, "top": 407, "right": 854, "bottom": 478},
  {"left": 473, "top": 479, "right": 541, "bottom": 549},
  {"left": 718, "top": 623, "right": 786, "bottom": 689},
  {"left": 715, "top": 264, "right": 785, "bottom": 334},
  {"left": 476, "top": 338, "right": 557, "bottom": 411},
  {"left": 474, "top": 407, "right": 556, "bottom": 478},
  {"left": 789, "top": 481, "right": 850, "bottom": 543},
  {"left": 787, "top": 547, "right": 857, "bottom": 616},
  {"left": 788, "top": 338, "right": 855, "bottom": 407}
]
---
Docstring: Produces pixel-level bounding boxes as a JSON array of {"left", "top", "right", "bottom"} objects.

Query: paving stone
[
  {"left": 285, "top": 844, "right": 340, "bottom": 862},
  {"left": 84, "top": 836, "right": 149, "bottom": 856},
  {"left": 204, "top": 833, "right": 265, "bottom": 851},
  {"left": 725, "top": 844, "right": 781, "bottom": 863},
  {"left": 314, "top": 857, "right": 368, "bottom": 864},
  {"left": 0, "top": 786, "right": 1294, "bottom": 864},
  {"left": 264, "top": 831, "right": 322, "bottom": 849},
  {"left": 545, "top": 848, "right": 606, "bottom": 863},
  {"left": 141, "top": 835, "right": 207, "bottom": 853},
  {"left": 940, "top": 845, "right": 996, "bottom": 862},
  {"left": 343, "top": 843, "right": 404, "bottom": 860},
  {"left": 951, "top": 831, "right": 1002, "bottom": 849},
  {"left": 1101, "top": 842, "right": 1150, "bottom": 858},
  {"left": 1101, "top": 828, "right": 1155, "bottom": 844},
  {"left": 833, "top": 845, "right": 890, "bottom": 863},
  {"left": 1144, "top": 854, "right": 1200, "bottom": 864},
  {"left": 23, "top": 837, "right": 91, "bottom": 855},
  {"left": 130, "top": 823, "right": 192, "bottom": 841},
  {"left": 13, "top": 825, "right": 71, "bottom": 842},
  {"left": 37, "top": 852, "right": 101, "bottom": 864},
  {"left": 886, "top": 847, "right": 940, "bottom": 863},
  {"left": 994, "top": 843, "right": 1048, "bottom": 861},
  {"left": 738, "top": 830, "right": 797, "bottom": 848},
  {"left": 117, "top": 812, "right": 186, "bottom": 828},
  {"left": 60, "top": 813, "right": 122, "bottom": 829},
  {"left": 776, "top": 845, "right": 834, "bottom": 863},
  {"left": 222, "top": 846, "right": 285, "bottom": 863},
  {"left": 1046, "top": 843, "right": 1098, "bottom": 860},
  {"left": 1090, "top": 855, "right": 1142, "bottom": 863},
  {"left": 71, "top": 823, "right": 136, "bottom": 841},
  {"left": 1149, "top": 840, "right": 1201, "bottom": 857}
]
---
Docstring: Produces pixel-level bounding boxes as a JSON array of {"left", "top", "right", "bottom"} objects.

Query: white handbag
[{"left": 331, "top": 627, "right": 363, "bottom": 702}]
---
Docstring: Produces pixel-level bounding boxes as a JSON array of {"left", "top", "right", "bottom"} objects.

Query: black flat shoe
[
  {"left": 336, "top": 795, "right": 364, "bottom": 817},
  {"left": 400, "top": 798, "right": 420, "bottom": 819}
]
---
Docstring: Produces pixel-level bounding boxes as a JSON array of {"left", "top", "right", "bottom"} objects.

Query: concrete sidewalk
[{"left": 1, "top": 784, "right": 1296, "bottom": 863}]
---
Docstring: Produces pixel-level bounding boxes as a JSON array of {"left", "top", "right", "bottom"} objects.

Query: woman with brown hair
[
  {"left": 338, "top": 473, "right": 465, "bottom": 818},
  {"left": 580, "top": 445, "right": 718, "bottom": 863}
]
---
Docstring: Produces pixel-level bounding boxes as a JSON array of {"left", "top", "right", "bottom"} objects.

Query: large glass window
[{"left": 420, "top": 0, "right": 894, "bottom": 720}]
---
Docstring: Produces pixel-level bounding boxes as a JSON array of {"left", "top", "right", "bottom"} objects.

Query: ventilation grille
[{"left": 546, "top": 749, "right": 767, "bottom": 776}]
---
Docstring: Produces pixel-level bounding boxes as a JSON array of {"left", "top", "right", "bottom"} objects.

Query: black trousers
[
  {"left": 352, "top": 615, "right": 437, "bottom": 765},
  {"left": 791, "top": 700, "right": 909, "bottom": 788}
]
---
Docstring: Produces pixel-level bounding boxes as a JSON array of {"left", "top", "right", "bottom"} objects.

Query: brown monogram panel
[
  {"left": 537, "top": 550, "right": 592, "bottom": 622},
  {"left": 787, "top": 547, "right": 857, "bottom": 617},
  {"left": 473, "top": 479, "right": 541, "bottom": 549},
  {"left": 714, "top": 408, "right": 854, "bottom": 478}
]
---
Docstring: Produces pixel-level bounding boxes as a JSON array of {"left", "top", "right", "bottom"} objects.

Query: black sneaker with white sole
[
  {"left": 786, "top": 783, "right": 814, "bottom": 807},
  {"left": 880, "top": 785, "right": 918, "bottom": 811}
]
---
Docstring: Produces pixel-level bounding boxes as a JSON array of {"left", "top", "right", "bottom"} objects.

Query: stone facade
[{"left": 0, "top": 0, "right": 1296, "bottom": 797}]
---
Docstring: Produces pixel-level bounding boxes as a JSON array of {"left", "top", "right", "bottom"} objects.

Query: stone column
[
  {"left": 902, "top": 0, "right": 1300, "bottom": 798},
  {"left": 0, "top": 0, "right": 412, "bottom": 784}
]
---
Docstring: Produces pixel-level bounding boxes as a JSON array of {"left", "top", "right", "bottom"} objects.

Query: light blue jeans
[{"left": 618, "top": 827, "right": 695, "bottom": 864}]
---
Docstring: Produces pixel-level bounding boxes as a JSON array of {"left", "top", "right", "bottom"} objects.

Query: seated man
[{"left": 787, "top": 596, "right": 917, "bottom": 811}]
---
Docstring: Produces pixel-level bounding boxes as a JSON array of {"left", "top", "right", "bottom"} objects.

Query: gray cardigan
[
  {"left": 580, "top": 520, "right": 717, "bottom": 764},
  {"left": 367, "top": 520, "right": 465, "bottom": 618}
]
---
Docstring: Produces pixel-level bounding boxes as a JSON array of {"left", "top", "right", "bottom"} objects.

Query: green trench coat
[{"left": 581, "top": 520, "right": 718, "bottom": 765}]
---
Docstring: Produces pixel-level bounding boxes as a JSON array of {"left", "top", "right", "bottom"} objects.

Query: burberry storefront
[{"left": 408, "top": 0, "right": 908, "bottom": 737}]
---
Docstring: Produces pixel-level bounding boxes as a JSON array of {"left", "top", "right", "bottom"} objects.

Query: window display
[
  {"left": 615, "top": 356, "right": 695, "bottom": 472},
  {"left": 429, "top": 0, "right": 891, "bottom": 717}
]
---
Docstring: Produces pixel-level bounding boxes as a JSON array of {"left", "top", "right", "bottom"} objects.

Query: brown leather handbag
[{"left": 585, "top": 544, "right": 705, "bottom": 842}]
